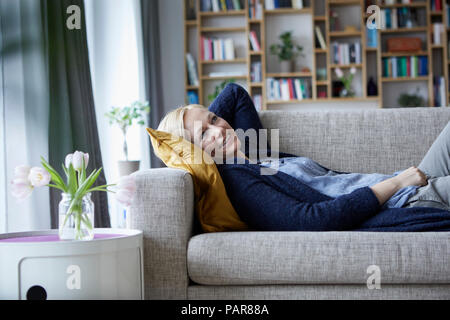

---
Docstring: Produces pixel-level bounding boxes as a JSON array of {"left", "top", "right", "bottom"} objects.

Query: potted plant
[
  {"left": 334, "top": 67, "right": 356, "bottom": 97},
  {"left": 270, "top": 31, "right": 304, "bottom": 73},
  {"left": 398, "top": 88, "right": 426, "bottom": 107},
  {"left": 208, "top": 79, "right": 236, "bottom": 103},
  {"left": 105, "top": 101, "right": 150, "bottom": 176}
]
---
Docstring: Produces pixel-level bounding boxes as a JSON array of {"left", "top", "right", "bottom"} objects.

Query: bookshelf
[{"left": 184, "top": 0, "right": 450, "bottom": 109}]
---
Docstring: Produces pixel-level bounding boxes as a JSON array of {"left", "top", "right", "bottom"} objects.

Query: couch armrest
[{"left": 128, "top": 168, "right": 194, "bottom": 299}]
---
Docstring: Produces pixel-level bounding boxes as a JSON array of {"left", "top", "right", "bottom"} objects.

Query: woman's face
[{"left": 184, "top": 108, "right": 241, "bottom": 160}]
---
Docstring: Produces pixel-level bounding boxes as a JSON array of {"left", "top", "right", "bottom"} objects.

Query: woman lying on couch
[{"left": 158, "top": 83, "right": 450, "bottom": 231}]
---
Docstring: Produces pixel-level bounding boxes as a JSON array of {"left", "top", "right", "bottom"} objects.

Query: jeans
[{"left": 403, "top": 121, "right": 450, "bottom": 211}]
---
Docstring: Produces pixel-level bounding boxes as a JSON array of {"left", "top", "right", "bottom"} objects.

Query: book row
[
  {"left": 433, "top": 76, "right": 446, "bottom": 107},
  {"left": 382, "top": 56, "right": 428, "bottom": 78},
  {"left": 331, "top": 42, "right": 361, "bottom": 65},
  {"left": 200, "top": 37, "right": 236, "bottom": 61},
  {"left": 266, "top": 78, "right": 311, "bottom": 101},
  {"left": 200, "top": 0, "right": 243, "bottom": 12},
  {"left": 248, "top": 0, "right": 263, "bottom": 19},
  {"left": 264, "top": 0, "right": 303, "bottom": 10},
  {"left": 381, "top": 8, "right": 419, "bottom": 29},
  {"left": 251, "top": 62, "right": 262, "bottom": 83}
]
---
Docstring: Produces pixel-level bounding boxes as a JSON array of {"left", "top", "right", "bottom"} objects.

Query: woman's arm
[
  {"left": 219, "top": 165, "right": 381, "bottom": 231},
  {"left": 208, "top": 83, "right": 264, "bottom": 133},
  {"left": 370, "top": 166, "right": 428, "bottom": 205}
]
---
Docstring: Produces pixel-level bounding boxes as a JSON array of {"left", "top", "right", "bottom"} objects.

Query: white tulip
[
  {"left": 350, "top": 67, "right": 356, "bottom": 75},
  {"left": 65, "top": 153, "right": 73, "bottom": 168},
  {"left": 83, "top": 153, "right": 89, "bottom": 169},
  {"left": 335, "top": 68, "right": 344, "bottom": 78},
  {"left": 11, "top": 178, "right": 33, "bottom": 200},
  {"left": 28, "top": 167, "right": 51, "bottom": 188},
  {"left": 72, "top": 151, "right": 88, "bottom": 171},
  {"left": 14, "top": 165, "right": 31, "bottom": 179}
]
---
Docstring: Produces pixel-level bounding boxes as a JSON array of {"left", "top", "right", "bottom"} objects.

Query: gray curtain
[
  {"left": 41, "top": 0, "right": 110, "bottom": 228},
  {"left": 141, "top": 0, "right": 165, "bottom": 168}
]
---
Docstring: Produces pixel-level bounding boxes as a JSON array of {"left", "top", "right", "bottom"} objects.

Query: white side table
[{"left": 0, "top": 228, "right": 143, "bottom": 300}]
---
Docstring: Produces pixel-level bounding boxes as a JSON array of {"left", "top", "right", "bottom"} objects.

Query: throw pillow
[{"left": 146, "top": 128, "right": 248, "bottom": 233}]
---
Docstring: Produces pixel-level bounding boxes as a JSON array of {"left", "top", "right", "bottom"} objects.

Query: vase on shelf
[
  {"left": 59, "top": 192, "right": 94, "bottom": 241},
  {"left": 280, "top": 60, "right": 294, "bottom": 73},
  {"left": 340, "top": 87, "right": 355, "bottom": 98}
]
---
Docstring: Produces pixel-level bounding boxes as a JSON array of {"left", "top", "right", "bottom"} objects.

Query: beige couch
[{"left": 129, "top": 107, "right": 450, "bottom": 300}]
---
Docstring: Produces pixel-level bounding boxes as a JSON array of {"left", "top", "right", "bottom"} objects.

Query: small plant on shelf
[
  {"left": 397, "top": 88, "right": 426, "bottom": 108},
  {"left": 270, "top": 31, "right": 304, "bottom": 73}
]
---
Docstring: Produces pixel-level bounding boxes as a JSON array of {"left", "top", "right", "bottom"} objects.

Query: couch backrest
[{"left": 259, "top": 107, "right": 450, "bottom": 174}]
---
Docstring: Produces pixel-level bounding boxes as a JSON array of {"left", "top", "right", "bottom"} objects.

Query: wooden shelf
[
  {"left": 201, "top": 27, "right": 246, "bottom": 33},
  {"left": 329, "top": 30, "right": 362, "bottom": 37},
  {"left": 201, "top": 75, "right": 248, "bottom": 80},
  {"left": 431, "top": 44, "right": 444, "bottom": 49},
  {"left": 314, "top": 16, "right": 326, "bottom": 21},
  {"left": 199, "top": 10, "right": 246, "bottom": 16},
  {"left": 249, "top": 19, "right": 263, "bottom": 23},
  {"left": 316, "top": 80, "right": 329, "bottom": 85},
  {"left": 266, "top": 72, "right": 312, "bottom": 78},
  {"left": 380, "top": 27, "right": 427, "bottom": 33},
  {"left": 186, "top": 85, "right": 199, "bottom": 90},
  {"left": 430, "top": 11, "right": 443, "bottom": 16},
  {"left": 266, "top": 99, "right": 314, "bottom": 104},
  {"left": 201, "top": 58, "right": 247, "bottom": 64},
  {"left": 249, "top": 51, "right": 263, "bottom": 55},
  {"left": 366, "top": 47, "right": 377, "bottom": 52},
  {"left": 185, "top": 20, "right": 197, "bottom": 26},
  {"left": 379, "top": 3, "right": 427, "bottom": 8},
  {"left": 264, "top": 8, "right": 312, "bottom": 15},
  {"left": 381, "top": 76, "right": 429, "bottom": 82},
  {"left": 249, "top": 82, "right": 263, "bottom": 87},
  {"left": 314, "top": 48, "right": 328, "bottom": 53},
  {"left": 381, "top": 51, "right": 428, "bottom": 57},
  {"left": 328, "top": 0, "right": 360, "bottom": 5},
  {"left": 330, "top": 64, "right": 363, "bottom": 68}
]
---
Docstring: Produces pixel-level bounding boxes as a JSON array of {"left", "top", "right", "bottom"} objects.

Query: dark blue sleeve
[
  {"left": 219, "top": 165, "right": 381, "bottom": 231},
  {"left": 208, "top": 83, "right": 272, "bottom": 158},
  {"left": 208, "top": 83, "right": 264, "bottom": 132}
]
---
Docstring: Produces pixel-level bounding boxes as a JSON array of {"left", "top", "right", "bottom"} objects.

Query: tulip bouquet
[
  {"left": 11, "top": 151, "right": 136, "bottom": 240},
  {"left": 335, "top": 67, "right": 356, "bottom": 97}
]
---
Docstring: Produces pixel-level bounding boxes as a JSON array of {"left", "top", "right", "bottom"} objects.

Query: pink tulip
[
  {"left": 115, "top": 189, "right": 134, "bottom": 207},
  {"left": 334, "top": 68, "right": 344, "bottom": 79},
  {"left": 28, "top": 167, "right": 51, "bottom": 188},
  {"left": 14, "top": 165, "right": 31, "bottom": 179},
  {"left": 11, "top": 178, "right": 33, "bottom": 200},
  {"left": 115, "top": 175, "right": 136, "bottom": 207}
]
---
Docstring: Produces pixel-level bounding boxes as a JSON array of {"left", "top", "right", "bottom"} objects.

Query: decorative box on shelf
[{"left": 0, "top": 228, "right": 143, "bottom": 300}]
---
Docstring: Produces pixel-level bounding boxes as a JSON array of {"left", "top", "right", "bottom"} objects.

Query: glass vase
[{"left": 58, "top": 193, "right": 94, "bottom": 241}]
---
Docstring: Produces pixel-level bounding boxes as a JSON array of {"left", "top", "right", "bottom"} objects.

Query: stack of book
[
  {"left": 266, "top": 78, "right": 310, "bottom": 101},
  {"left": 331, "top": 42, "right": 361, "bottom": 65},
  {"left": 253, "top": 94, "right": 262, "bottom": 111},
  {"left": 186, "top": 53, "right": 199, "bottom": 86},
  {"left": 433, "top": 76, "right": 446, "bottom": 107},
  {"left": 380, "top": 8, "right": 418, "bottom": 29},
  {"left": 433, "top": 23, "right": 444, "bottom": 45},
  {"left": 431, "top": 0, "right": 442, "bottom": 11},
  {"left": 366, "top": 28, "right": 377, "bottom": 48},
  {"left": 248, "top": 31, "right": 261, "bottom": 51},
  {"left": 251, "top": 62, "right": 262, "bottom": 83},
  {"left": 382, "top": 56, "right": 428, "bottom": 78},
  {"left": 248, "top": 0, "right": 263, "bottom": 19},
  {"left": 201, "top": 0, "right": 243, "bottom": 12},
  {"left": 187, "top": 91, "right": 199, "bottom": 104},
  {"left": 264, "top": 0, "right": 303, "bottom": 10},
  {"left": 446, "top": 4, "right": 450, "bottom": 27},
  {"left": 201, "top": 37, "right": 235, "bottom": 61}
]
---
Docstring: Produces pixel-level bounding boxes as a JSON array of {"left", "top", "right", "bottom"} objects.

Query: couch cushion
[
  {"left": 187, "top": 232, "right": 450, "bottom": 285},
  {"left": 259, "top": 107, "right": 450, "bottom": 174}
]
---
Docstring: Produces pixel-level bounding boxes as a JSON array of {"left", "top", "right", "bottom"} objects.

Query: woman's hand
[
  {"left": 392, "top": 166, "right": 428, "bottom": 188},
  {"left": 370, "top": 166, "right": 428, "bottom": 206}
]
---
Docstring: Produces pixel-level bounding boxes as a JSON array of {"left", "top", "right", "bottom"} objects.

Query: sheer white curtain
[
  {"left": 85, "top": 0, "right": 148, "bottom": 227},
  {"left": 0, "top": 0, "right": 50, "bottom": 233}
]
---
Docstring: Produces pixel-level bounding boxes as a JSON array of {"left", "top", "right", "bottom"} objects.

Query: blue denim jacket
[{"left": 259, "top": 156, "right": 418, "bottom": 210}]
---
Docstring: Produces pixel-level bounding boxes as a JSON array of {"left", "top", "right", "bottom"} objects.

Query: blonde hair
[{"left": 157, "top": 104, "right": 206, "bottom": 140}]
